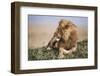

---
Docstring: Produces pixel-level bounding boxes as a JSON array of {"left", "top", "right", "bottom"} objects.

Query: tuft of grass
[{"left": 28, "top": 40, "right": 88, "bottom": 60}]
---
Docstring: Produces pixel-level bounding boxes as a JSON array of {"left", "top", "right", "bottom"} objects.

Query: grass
[{"left": 28, "top": 40, "right": 88, "bottom": 60}]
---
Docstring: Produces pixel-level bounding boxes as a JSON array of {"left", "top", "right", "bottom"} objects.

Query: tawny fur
[{"left": 47, "top": 19, "right": 78, "bottom": 58}]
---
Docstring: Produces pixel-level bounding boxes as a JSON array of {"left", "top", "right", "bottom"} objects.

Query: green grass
[{"left": 28, "top": 40, "right": 88, "bottom": 60}]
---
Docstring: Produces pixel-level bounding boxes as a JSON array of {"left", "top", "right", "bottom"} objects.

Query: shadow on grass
[{"left": 28, "top": 40, "right": 88, "bottom": 60}]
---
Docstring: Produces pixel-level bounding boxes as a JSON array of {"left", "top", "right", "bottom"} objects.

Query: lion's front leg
[
  {"left": 63, "top": 44, "right": 77, "bottom": 54},
  {"left": 46, "top": 37, "right": 55, "bottom": 50},
  {"left": 58, "top": 45, "right": 77, "bottom": 59},
  {"left": 58, "top": 48, "right": 64, "bottom": 59},
  {"left": 58, "top": 47, "right": 67, "bottom": 59}
]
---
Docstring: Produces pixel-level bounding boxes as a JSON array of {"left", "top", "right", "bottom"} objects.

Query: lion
[{"left": 47, "top": 19, "right": 78, "bottom": 58}]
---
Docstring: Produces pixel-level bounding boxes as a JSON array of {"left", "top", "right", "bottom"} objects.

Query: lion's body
[
  {"left": 47, "top": 19, "right": 78, "bottom": 58},
  {"left": 58, "top": 28, "right": 78, "bottom": 50}
]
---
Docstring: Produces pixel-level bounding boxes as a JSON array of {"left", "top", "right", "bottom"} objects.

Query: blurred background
[{"left": 28, "top": 15, "right": 88, "bottom": 49}]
